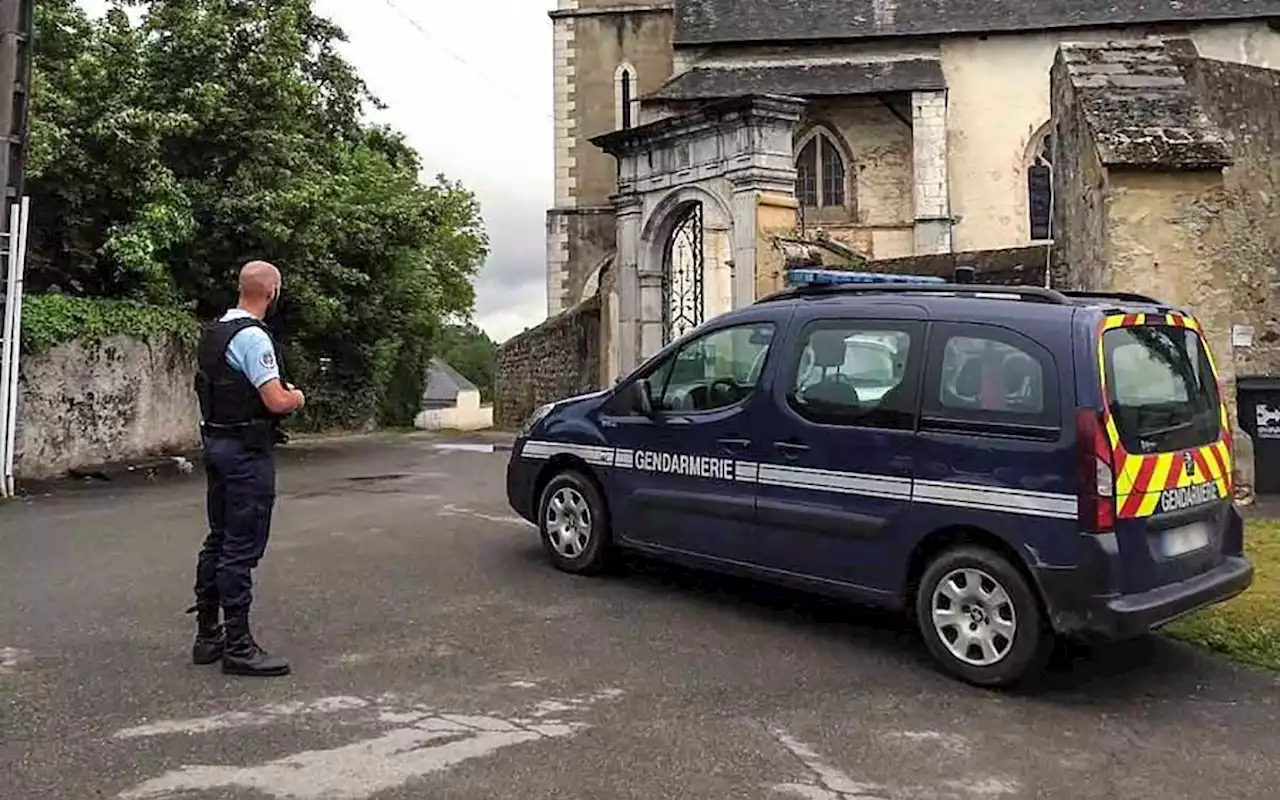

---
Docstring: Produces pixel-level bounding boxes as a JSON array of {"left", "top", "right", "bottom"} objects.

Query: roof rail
[
  {"left": 756, "top": 281, "right": 1071, "bottom": 306},
  {"left": 1060, "top": 290, "right": 1167, "bottom": 306}
]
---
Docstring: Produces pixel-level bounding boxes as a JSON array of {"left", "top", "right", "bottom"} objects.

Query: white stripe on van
[{"left": 517, "top": 440, "right": 1078, "bottom": 521}]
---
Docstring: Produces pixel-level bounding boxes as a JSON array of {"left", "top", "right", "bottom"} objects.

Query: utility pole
[
  {"left": 0, "top": 0, "right": 31, "bottom": 497},
  {"left": 0, "top": 0, "right": 33, "bottom": 238}
]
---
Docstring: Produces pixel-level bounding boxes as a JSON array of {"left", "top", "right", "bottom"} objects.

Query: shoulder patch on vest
[{"left": 261, "top": 351, "right": 276, "bottom": 369}]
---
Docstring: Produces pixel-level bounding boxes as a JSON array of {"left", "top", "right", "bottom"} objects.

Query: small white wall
[{"left": 413, "top": 390, "right": 493, "bottom": 432}]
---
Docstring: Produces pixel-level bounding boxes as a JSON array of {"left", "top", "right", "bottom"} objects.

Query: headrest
[
  {"left": 810, "top": 331, "right": 848, "bottom": 368},
  {"left": 953, "top": 357, "right": 983, "bottom": 397}
]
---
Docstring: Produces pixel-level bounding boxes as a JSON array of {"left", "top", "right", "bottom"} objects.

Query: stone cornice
[
  {"left": 591, "top": 94, "right": 807, "bottom": 157},
  {"left": 550, "top": 4, "right": 673, "bottom": 20}
]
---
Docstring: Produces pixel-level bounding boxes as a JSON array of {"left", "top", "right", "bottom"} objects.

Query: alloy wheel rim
[
  {"left": 930, "top": 567, "right": 1017, "bottom": 667},
  {"left": 546, "top": 486, "right": 592, "bottom": 559}
]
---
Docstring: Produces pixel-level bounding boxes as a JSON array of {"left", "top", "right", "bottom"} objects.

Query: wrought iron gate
[{"left": 662, "top": 202, "right": 704, "bottom": 344}]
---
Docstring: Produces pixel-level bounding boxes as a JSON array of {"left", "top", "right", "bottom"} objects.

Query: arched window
[
  {"left": 795, "top": 130, "right": 846, "bottom": 209},
  {"left": 615, "top": 63, "right": 638, "bottom": 130},
  {"left": 1028, "top": 129, "right": 1053, "bottom": 241}
]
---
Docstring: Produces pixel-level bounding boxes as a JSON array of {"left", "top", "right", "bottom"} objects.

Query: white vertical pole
[
  {"left": 3, "top": 196, "right": 28, "bottom": 496},
  {"left": 0, "top": 201, "right": 19, "bottom": 499}
]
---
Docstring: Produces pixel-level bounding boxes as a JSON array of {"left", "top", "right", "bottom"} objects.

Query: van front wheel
[
  {"left": 915, "top": 546, "right": 1049, "bottom": 688},
  {"left": 537, "top": 470, "right": 611, "bottom": 575}
]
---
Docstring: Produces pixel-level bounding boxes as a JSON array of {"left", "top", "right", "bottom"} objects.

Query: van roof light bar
[
  {"left": 783, "top": 269, "right": 947, "bottom": 288},
  {"left": 759, "top": 273, "right": 1070, "bottom": 305}
]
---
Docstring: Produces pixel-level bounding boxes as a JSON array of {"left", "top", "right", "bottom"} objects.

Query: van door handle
[
  {"left": 718, "top": 437, "right": 751, "bottom": 453},
  {"left": 774, "top": 440, "right": 810, "bottom": 458}
]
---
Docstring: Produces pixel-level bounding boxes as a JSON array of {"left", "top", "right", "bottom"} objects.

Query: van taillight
[{"left": 1076, "top": 407, "right": 1116, "bottom": 533}]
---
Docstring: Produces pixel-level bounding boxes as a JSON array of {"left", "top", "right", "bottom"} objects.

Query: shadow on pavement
[{"left": 509, "top": 541, "right": 1270, "bottom": 702}]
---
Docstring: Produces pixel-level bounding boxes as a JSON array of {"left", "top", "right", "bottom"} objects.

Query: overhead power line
[{"left": 379, "top": 0, "right": 555, "bottom": 123}]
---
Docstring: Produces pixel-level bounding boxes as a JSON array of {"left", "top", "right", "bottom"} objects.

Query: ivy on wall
[{"left": 20, "top": 294, "right": 198, "bottom": 354}]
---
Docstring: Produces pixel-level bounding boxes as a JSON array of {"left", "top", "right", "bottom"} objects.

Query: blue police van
[{"left": 505, "top": 271, "right": 1253, "bottom": 686}]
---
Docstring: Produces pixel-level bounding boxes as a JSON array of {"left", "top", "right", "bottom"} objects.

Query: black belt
[{"left": 201, "top": 420, "right": 271, "bottom": 440}]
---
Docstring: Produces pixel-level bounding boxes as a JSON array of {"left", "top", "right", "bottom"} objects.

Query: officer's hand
[{"left": 292, "top": 389, "right": 306, "bottom": 410}]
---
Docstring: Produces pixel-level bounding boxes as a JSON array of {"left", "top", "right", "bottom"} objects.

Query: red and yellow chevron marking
[{"left": 1096, "top": 311, "right": 1233, "bottom": 519}]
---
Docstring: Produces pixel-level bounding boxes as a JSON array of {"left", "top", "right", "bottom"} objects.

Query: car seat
[{"left": 800, "top": 330, "right": 860, "bottom": 409}]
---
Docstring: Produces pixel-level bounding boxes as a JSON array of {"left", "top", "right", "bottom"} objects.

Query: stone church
[{"left": 498, "top": 0, "right": 1280, "bottom": 492}]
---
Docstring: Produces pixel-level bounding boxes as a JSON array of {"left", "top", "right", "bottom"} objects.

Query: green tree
[
  {"left": 437, "top": 322, "right": 498, "bottom": 403},
  {"left": 28, "top": 0, "right": 488, "bottom": 428}
]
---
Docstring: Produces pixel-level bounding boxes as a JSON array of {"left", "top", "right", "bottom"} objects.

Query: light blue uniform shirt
[{"left": 220, "top": 309, "right": 281, "bottom": 389}]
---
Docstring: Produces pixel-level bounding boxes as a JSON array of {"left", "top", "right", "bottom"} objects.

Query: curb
[{"left": 9, "top": 429, "right": 517, "bottom": 498}]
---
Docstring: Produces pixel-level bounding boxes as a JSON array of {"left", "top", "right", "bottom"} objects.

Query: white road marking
[
  {"left": 769, "top": 728, "right": 1019, "bottom": 800},
  {"left": 882, "top": 730, "right": 970, "bottom": 755},
  {"left": 771, "top": 729, "right": 889, "bottom": 800},
  {"left": 438, "top": 503, "right": 532, "bottom": 526},
  {"left": 114, "top": 687, "right": 624, "bottom": 800},
  {"left": 114, "top": 696, "right": 369, "bottom": 739},
  {"left": 0, "top": 646, "right": 32, "bottom": 673},
  {"left": 433, "top": 443, "right": 496, "bottom": 453}
]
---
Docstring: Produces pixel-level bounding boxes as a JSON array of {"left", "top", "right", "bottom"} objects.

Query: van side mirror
[{"left": 616, "top": 378, "right": 654, "bottom": 417}]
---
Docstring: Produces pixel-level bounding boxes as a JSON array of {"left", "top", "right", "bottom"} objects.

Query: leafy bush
[
  {"left": 21, "top": 294, "right": 198, "bottom": 354},
  {"left": 27, "top": 0, "right": 488, "bottom": 430}
]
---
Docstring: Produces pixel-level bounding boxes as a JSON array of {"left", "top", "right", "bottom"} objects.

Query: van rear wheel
[{"left": 915, "top": 545, "right": 1049, "bottom": 688}]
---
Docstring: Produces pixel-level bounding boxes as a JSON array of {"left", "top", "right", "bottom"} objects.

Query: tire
[
  {"left": 537, "top": 470, "right": 611, "bottom": 575},
  {"left": 914, "top": 545, "right": 1051, "bottom": 688}
]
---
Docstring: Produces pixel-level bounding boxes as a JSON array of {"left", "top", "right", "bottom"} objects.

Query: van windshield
[{"left": 1102, "top": 325, "right": 1221, "bottom": 455}]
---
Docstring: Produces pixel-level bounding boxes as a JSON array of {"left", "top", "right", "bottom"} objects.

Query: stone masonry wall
[
  {"left": 1047, "top": 39, "right": 1269, "bottom": 497},
  {"left": 16, "top": 334, "right": 200, "bottom": 480},
  {"left": 1049, "top": 49, "right": 1110, "bottom": 291},
  {"left": 549, "top": 208, "right": 615, "bottom": 317},
  {"left": 871, "top": 245, "right": 1051, "bottom": 286},
  {"left": 912, "top": 89, "right": 951, "bottom": 254},
  {"left": 1173, "top": 52, "right": 1280, "bottom": 380},
  {"left": 495, "top": 297, "right": 601, "bottom": 429}
]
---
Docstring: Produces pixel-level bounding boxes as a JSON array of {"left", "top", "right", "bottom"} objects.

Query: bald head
[{"left": 238, "top": 260, "right": 280, "bottom": 305}]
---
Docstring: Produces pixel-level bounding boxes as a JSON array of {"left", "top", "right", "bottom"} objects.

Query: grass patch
[{"left": 1165, "top": 520, "right": 1280, "bottom": 670}]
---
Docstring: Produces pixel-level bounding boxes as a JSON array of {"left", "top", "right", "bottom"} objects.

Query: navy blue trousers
[{"left": 194, "top": 436, "right": 277, "bottom": 614}]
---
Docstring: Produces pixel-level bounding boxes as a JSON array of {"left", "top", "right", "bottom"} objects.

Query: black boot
[
  {"left": 221, "top": 608, "right": 290, "bottom": 677},
  {"left": 187, "top": 599, "right": 224, "bottom": 665}
]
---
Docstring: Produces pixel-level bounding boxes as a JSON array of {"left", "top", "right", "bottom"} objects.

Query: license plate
[{"left": 1160, "top": 523, "right": 1210, "bottom": 558}]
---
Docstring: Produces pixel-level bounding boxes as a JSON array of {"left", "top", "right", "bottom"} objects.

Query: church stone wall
[
  {"left": 547, "top": 208, "right": 616, "bottom": 312},
  {"left": 563, "top": 5, "right": 675, "bottom": 209},
  {"left": 547, "top": 1, "right": 674, "bottom": 318},
  {"left": 941, "top": 21, "right": 1280, "bottom": 254},
  {"left": 798, "top": 97, "right": 915, "bottom": 260}
]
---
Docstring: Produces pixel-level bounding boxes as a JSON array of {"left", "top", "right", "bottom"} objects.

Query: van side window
[
  {"left": 923, "top": 323, "right": 1059, "bottom": 436},
  {"left": 786, "top": 320, "right": 921, "bottom": 430},
  {"left": 646, "top": 323, "right": 776, "bottom": 414}
]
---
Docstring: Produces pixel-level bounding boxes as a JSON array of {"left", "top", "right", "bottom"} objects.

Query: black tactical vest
[{"left": 194, "top": 316, "right": 273, "bottom": 426}]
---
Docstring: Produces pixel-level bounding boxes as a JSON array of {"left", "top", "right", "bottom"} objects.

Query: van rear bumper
[{"left": 1039, "top": 556, "right": 1254, "bottom": 640}]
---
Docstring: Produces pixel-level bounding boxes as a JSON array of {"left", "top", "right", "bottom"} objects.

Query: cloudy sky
[{"left": 79, "top": 0, "right": 557, "bottom": 343}]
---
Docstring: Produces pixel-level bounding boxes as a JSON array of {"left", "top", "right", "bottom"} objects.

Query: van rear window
[{"left": 1102, "top": 325, "right": 1221, "bottom": 455}]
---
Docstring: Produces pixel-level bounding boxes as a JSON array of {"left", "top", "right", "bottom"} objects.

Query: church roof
[
  {"left": 651, "top": 58, "right": 945, "bottom": 101},
  {"left": 1055, "top": 40, "right": 1231, "bottom": 170},
  {"left": 675, "top": 0, "right": 1280, "bottom": 46}
]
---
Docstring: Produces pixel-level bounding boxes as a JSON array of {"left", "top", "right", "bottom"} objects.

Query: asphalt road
[{"left": 2, "top": 433, "right": 1279, "bottom": 800}]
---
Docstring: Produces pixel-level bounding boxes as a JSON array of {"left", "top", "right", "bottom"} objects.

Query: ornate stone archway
[{"left": 593, "top": 95, "right": 804, "bottom": 378}]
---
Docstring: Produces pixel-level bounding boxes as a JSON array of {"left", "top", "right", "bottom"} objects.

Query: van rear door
[{"left": 1098, "top": 313, "right": 1234, "bottom": 594}]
